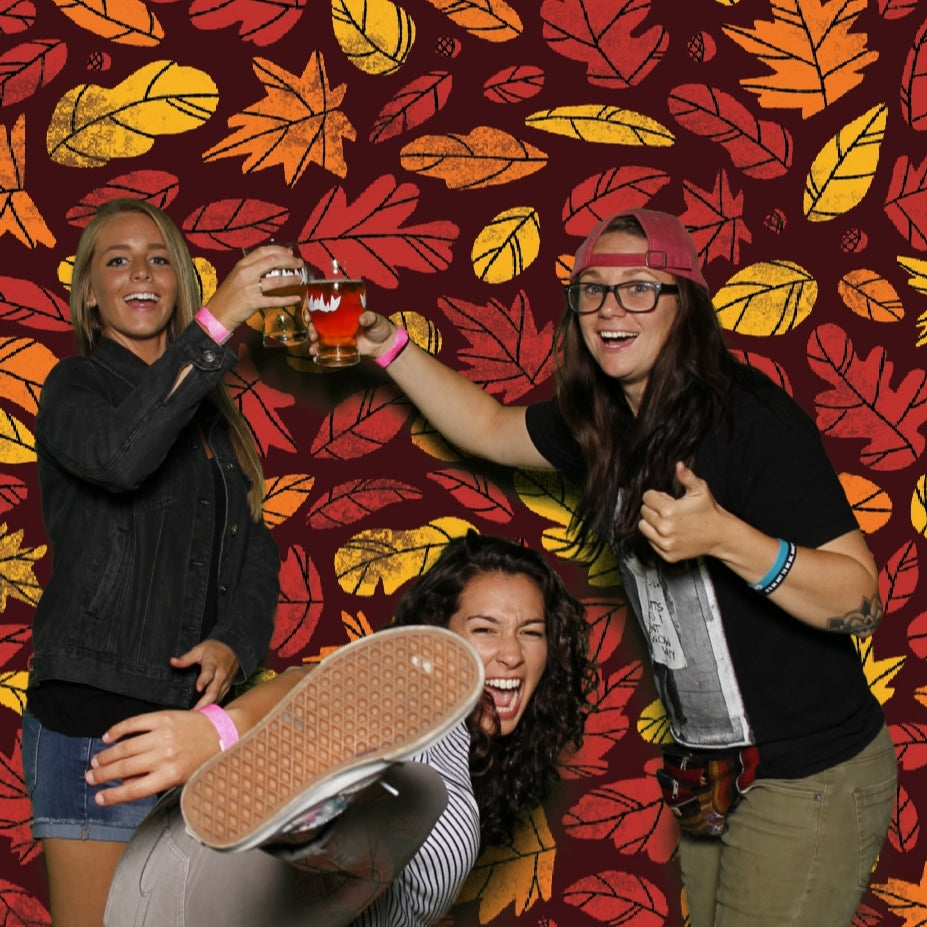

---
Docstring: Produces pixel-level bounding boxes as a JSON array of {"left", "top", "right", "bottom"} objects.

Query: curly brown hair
[{"left": 392, "top": 531, "right": 597, "bottom": 847}]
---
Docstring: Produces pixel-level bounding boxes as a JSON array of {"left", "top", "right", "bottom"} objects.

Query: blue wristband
[{"left": 750, "top": 538, "right": 789, "bottom": 592}]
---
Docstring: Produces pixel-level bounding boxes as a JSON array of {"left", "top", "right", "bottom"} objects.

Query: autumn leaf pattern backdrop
[{"left": 2, "top": 0, "right": 927, "bottom": 923}]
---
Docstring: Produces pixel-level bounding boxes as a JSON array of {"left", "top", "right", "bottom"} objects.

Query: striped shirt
[{"left": 353, "top": 721, "right": 480, "bottom": 926}]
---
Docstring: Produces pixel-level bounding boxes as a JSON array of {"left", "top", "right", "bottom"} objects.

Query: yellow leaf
[
  {"left": 0, "top": 410, "right": 36, "bottom": 464},
  {"left": 262, "top": 473, "right": 316, "bottom": 529},
  {"left": 637, "top": 698, "right": 674, "bottom": 745},
  {"left": 391, "top": 310, "right": 441, "bottom": 356},
  {"left": 193, "top": 257, "right": 218, "bottom": 305},
  {"left": 512, "top": 469, "right": 621, "bottom": 586},
  {"left": 714, "top": 261, "right": 817, "bottom": 335},
  {"left": 0, "top": 338, "right": 58, "bottom": 415},
  {"left": 0, "top": 670, "right": 28, "bottom": 714},
  {"left": 202, "top": 53, "right": 355, "bottom": 185},
  {"left": 0, "top": 115, "right": 55, "bottom": 249},
  {"left": 335, "top": 517, "right": 476, "bottom": 595},
  {"left": 472, "top": 207, "right": 540, "bottom": 283},
  {"left": 332, "top": 0, "right": 415, "bottom": 75},
  {"left": 423, "top": 0, "right": 521, "bottom": 42},
  {"left": 897, "top": 255, "right": 927, "bottom": 295},
  {"left": 838, "top": 269, "right": 904, "bottom": 322},
  {"left": 855, "top": 636, "right": 904, "bottom": 706},
  {"left": 0, "top": 523, "right": 46, "bottom": 609},
  {"left": 47, "top": 61, "right": 219, "bottom": 167},
  {"left": 838, "top": 473, "right": 892, "bottom": 534},
  {"left": 50, "top": 0, "right": 163, "bottom": 45},
  {"left": 456, "top": 805, "right": 554, "bottom": 920},
  {"left": 803, "top": 103, "right": 887, "bottom": 222},
  {"left": 913, "top": 474, "right": 927, "bottom": 537},
  {"left": 525, "top": 105, "right": 675, "bottom": 146},
  {"left": 399, "top": 126, "right": 548, "bottom": 189}
]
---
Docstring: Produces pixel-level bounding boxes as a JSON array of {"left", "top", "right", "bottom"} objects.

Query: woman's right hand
[
  {"left": 205, "top": 244, "right": 306, "bottom": 333},
  {"left": 85, "top": 709, "right": 224, "bottom": 806}
]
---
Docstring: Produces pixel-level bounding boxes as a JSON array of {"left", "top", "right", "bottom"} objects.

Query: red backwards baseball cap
[{"left": 570, "top": 208, "right": 709, "bottom": 292}]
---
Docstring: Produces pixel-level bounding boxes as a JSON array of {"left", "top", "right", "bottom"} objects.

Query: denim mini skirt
[{"left": 21, "top": 710, "right": 158, "bottom": 841}]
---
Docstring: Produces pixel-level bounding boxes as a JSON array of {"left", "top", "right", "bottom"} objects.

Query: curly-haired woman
[{"left": 89, "top": 532, "right": 597, "bottom": 926}]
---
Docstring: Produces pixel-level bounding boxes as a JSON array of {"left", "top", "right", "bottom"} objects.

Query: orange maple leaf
[
  {"left": 202, "top": 52, "right": 356, "bottom": 185},
  {"left": 0, "top": 115, "right": 55, "bottom": 249},
  {"left": 722, "top": 0, "right": 878, "bottom": 118},
  {"left": 871, "top": 861, "right": 927, "bottom": 927}
]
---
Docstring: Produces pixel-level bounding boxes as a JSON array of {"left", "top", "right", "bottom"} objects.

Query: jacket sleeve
[
  {"left": 209, "top": 515, "right": 280, "bottom": 682},
  {"left": 36, "top": 325, "right": 238, "bottom": 492}
]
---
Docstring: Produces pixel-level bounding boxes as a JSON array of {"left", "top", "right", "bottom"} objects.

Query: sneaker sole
[{"left": 180, "top": 626, "right": 484, "bottom": 851}]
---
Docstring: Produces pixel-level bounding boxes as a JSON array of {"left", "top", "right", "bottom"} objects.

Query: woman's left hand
[
  {"left": 639, "top": 461, "right": 728, "bottom": 563},
  {"left": 171, "top": 640, "right": 239, "bottom": 709}
]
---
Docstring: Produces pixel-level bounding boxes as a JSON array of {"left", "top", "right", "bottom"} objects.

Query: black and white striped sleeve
[{"left": 352, "top": 721, "right": 480, "bottom": 927}]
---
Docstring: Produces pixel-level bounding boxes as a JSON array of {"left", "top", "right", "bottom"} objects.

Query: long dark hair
[
  {"left": 69, "top": 197, "right": 266, "bottom": 521},
  {"left": 392, "top": 531, "right": 597, "bottom": 847},
  {"left": 555, "top": 215, "right": 738, "bottom": 561}
]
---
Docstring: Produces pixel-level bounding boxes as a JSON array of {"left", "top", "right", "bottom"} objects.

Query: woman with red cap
[{"left": 318, "top": 208, "right": 897, "bottom": 927}]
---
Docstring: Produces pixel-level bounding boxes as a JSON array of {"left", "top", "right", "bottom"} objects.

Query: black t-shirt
[{"left": 525, "top": 375, "right": 885, "bottom": 778}]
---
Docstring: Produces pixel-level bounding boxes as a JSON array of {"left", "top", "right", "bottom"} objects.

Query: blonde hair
[{"left": 70, "top": 198, "right": 266, "bottom": 521}]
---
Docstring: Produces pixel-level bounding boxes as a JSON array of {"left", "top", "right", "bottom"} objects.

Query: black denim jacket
[{"left": 30, "top": 324, "right": 279, "bottom": 708}]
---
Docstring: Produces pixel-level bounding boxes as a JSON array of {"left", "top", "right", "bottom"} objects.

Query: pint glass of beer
[
  {"left": 306, "top": 259, "right": 365, "bottom": 367},
  {"left": 244, "top": 241, "right": 309, "bottom": 347}
]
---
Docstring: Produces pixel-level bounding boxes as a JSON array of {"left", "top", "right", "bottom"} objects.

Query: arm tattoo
[{"left": 825, "top": 595, "right": 884, "bottom": 637}]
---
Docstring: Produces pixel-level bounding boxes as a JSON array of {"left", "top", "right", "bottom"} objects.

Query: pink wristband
[
  {"left": 196, "top": 306, "right": 233, "bottom": 345},
  {"left": 374, "top": 326, "right": 410, "bottom": 368},
  {"left": 197, "top": 704, "right": 239, "bottom": 750}
]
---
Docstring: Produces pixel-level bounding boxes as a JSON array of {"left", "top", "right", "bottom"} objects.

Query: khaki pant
[
  {"left": 104, "top": 763, "right": 447, "bottom": 927},
  {"left": 680, "top": 725, "right": 897, "bottom": 927}
]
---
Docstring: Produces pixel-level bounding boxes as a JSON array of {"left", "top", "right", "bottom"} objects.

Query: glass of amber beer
[
  {"left": 245, "top": 241, "right": 309, "bottom": 347},
  {"left": 305, "top": 259, "right": 365, "bottom": 367}
]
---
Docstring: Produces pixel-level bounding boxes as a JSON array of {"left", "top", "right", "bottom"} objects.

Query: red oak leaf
[
  {"left": 189, "top": 0, "right": 308, "bottom": 46},
  {"left": 0, "top": 622, "right": 29, "bottom": 667},
  {"left": 559, "top": 663, "right": 642, "bottom": 779},
  {"left": 564, "top": 869, "right": 668, "bottom": 926},
  {"left": 182, "top": 198, "right": 288, "bottom": 250},
  {"left": 851, "top": 904, "right": 885, "bottom": 927},
  {"left": 885, "top": 155, "right": 927, "bottom": 248},
  {"left": 0, "top": 39, "right": 66, "bottom": 107},
  {"left": 540, "top": 0, "right": 667, "bottom": 89},
  {"left": 901, "top": 16, "right": 927, "bottom": 129},
  {"left": 369, "top": 72, "right": 452, "bottom": 144},
  {"left": 427, "top": 468, "right": 513, "bottom": 523},
  {"left": 0, "top": 1, "right": 36, "bottom": 34},
  {"left": 563, "top": 166, "right": 671, "bottom": 239},
  {"left": 0, "top": 732, "right": 40, "bottom": 864},
  {"left": 270, "top": 544, "right": 323, "bottom": 659},
  {"left": 678, "top": 170, "right": 752, "bottom": 266},
  {"left": 563, "top": 773, "right": 677, "bottom": 863},
  {"left": 0, "top": 474, "right": 27, "bottom": 516},
  {"left": 310, "top": 385, "right": 413, "bottom": 460},
  {"left": 483, "top": 65, "right": 544, "bottom": 104},
  {"left": 808, "top": 323, "right": 927, "bottom": 470},
  {"left": 890, "top": 721, "right": 927, "bottom": 770},
  {"left": 0, "top": 276, "right": 70, "bottom": 330},
  {"left": 225, "top": 343, "right": 296, "bottom": 455},
  {"left": 879, "top": 541, "right": 918, "bottom": 614},
  {"left": 297, "top": 175, "right": 459, "bottom": 289},
  {"left": 887, "top": 783, "right": 918, "bottom": 852},
  {"left": 65, "top": 171, "right": 180, "bottom": 226},
  {"left": 668, "top": 84, "right": 792, "bottom": 179},
  {"left": 306, "top": 478, "right": 423, "bottom": 529},
  {"left": 437, "top": 291, "right": 554, "bottom": 402},
  {"left": 908, "top": 609, "right": 927, "bottom": 658}
]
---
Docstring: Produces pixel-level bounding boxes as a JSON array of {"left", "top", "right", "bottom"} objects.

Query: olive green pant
[{"left": 680, "top": 725, "right": 897, "bottom": 927}]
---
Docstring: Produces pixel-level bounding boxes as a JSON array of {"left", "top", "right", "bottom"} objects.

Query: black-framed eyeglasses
[{"left": 564, "top": 281, "right": 680, "bottom": 314}]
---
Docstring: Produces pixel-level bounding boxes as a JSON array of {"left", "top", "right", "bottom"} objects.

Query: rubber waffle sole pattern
[{"left": 180, "top": 626, "right": 484, "bottom": 851}]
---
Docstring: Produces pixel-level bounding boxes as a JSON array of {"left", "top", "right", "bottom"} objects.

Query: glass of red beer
[{"left": 306, "top": 259, "right": 365, "bottom": 367}]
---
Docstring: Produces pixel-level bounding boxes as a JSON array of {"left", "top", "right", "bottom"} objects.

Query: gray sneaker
[{"left": 180, "top": 626, "right": 484, "bottom": 852}]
